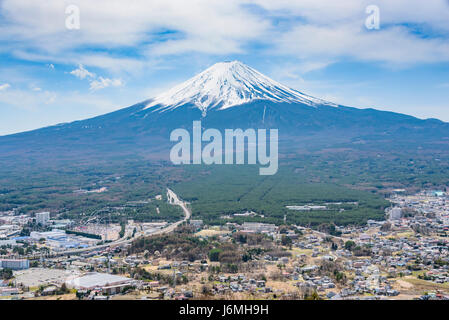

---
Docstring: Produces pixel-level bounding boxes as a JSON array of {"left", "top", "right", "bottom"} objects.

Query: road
[
  {"left": 152, "top": 188, "right": 191, "bottom": 234},
  {"left": 27, "top": 188, "right": 191, "bottom": 258}
]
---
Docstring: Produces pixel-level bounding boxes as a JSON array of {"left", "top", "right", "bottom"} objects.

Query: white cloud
[
  {"left": 69, "top": 62, "right": 124, "bottom": 91},
  {"left": 275, "top": 23, "right": 449, "bottom": 67},
  {"left": 13, "top": 50, "right": 148, "bottom": 76},
  {"left": 0, "top": 83, "right": 11, "bottom": 91},
  {"left": 1, "top": 0, "right": 448, "bottom": 133},
  {"left": 0, "top": 82, "right": 125, "bottom": 115},
  {"left": 0, "top": 85, "right": 136, "bottom": 135},
  {"left": 252, "top": 0, "right": 449, "bottom": 31},
  {"left": 255, "top": 0, "right": 449, "bottom": 66},
  {"left": 0, "top": 0, "right": 268, "bottom": 72},
  {"left": 70, "top": 64, "right": 95, "bottom": 79},
  {"left": 0, "top": 0, "right": 448, "bottom": 73},
  {"left": 0, "top": 87, "right": 57, "bottom": 111},
  {"left": 89, "top": 77, "right": 123, "bottom": 91}
]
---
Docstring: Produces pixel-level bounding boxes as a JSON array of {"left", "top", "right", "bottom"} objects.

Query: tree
[
  {"left": 237, "top": 234, "right": 247, "bottom": 244},
  {"left": 0, "top": 268, "right": 13, "bottom": 280},
  {"left": 58, "top": 283, "right": 69, "bottom": 294},
  {"left": 344, "top": 240, "right": 356, "bottom": 251},
  {"left": 353, "top": 245, "right": 372, "bottom": 257},
  {"left": 75, "top": 290, "right": 84, "bottom": 300},
  {"left": 334, "top": 270, "right": 346, "bottom": 284},
  {"left": 281, "top": 235, "right": 292, "bottom": 246},
  {"left": 304, "top": 291, "right": 321, "bottom": 300},
  {"left": 380, "top": 222, "right": 391, "bottom": 232},
  {"left": 208, "top": 248, "right": 222, "bottom": 262},
  {"left": 13, "top": 246, "right": 25, "bottom": 255},
  {"left": 201, "top": 285, "right": 211, "bottom": 295}
]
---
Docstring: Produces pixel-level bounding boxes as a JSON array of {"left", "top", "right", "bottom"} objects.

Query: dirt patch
[{"left": 397, "top": 279, "right": 414, "bottom": 289}]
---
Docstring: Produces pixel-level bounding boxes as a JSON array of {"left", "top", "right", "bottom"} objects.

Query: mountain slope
[
  {"left": 145, "top": 61, "right": 336, "bottom": 115},
  {"left": 0, "top": 61, "right": 448, "bottom": 165}
]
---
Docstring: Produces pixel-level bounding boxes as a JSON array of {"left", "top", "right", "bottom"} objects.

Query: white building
[
  {"left": 190, "top": 220, "right": 203, "bottom": 228},
  {"left": 389, "top": 208, "right": 403, "bottom": 220},
  {"left": 0, "top": 239, "right": 17, "bottom": 247},
  {"left": 0, "top": 259, "right": 29, "bottom": 270},
  {"left": 36, "top": 212, "right": 50, "bottom": 226},
  {"left": 66, "top": 273, "right": 134, "bottom": 294},
  {"left": 242, "top": 222, "right": 277, "bottom": 233},
  {"left": 30, "top": 229, "right": 66, "bottom": 240}
]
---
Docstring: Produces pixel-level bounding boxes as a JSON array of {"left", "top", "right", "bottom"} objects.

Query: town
[{"left": 0, "top": 189, "right": 448, "bottom": 300}]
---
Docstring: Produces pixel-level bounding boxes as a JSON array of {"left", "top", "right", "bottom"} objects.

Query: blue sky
[{"left": 0, "top": 0, "right": 449, "bottom": 135}]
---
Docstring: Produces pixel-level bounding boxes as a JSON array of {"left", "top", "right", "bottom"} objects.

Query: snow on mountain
[{"left": 145, "top": 61, "right": 336, "bottom": 116}]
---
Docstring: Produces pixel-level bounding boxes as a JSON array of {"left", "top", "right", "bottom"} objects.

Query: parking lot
[{"left": 13, "top": 268, "right": 81, "bottom": 288}]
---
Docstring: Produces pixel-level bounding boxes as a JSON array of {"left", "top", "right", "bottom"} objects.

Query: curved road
[{"left": 30, "top": 188, "right": 191, "bottom": 258}]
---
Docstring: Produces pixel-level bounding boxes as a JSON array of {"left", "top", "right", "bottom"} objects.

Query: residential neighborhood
[{"left": 1, "top": 189, "right": 448, "bottom": 300}]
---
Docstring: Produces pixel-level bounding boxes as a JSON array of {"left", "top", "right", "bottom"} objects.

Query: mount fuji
[
  {"left": 1, "top": 61, "right": 448, "bottom": 164},
  {"left": 145, "top": 61, "right": 336, "bottom": 116}
]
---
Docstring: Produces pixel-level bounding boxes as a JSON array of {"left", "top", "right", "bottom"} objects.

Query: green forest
[{"left": 0, "top": 149, "right": 448, "bottom": 227}]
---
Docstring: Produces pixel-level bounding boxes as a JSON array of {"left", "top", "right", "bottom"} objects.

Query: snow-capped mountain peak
[{"left": 145, "top": 61, "right": 335, "bottom": 115}]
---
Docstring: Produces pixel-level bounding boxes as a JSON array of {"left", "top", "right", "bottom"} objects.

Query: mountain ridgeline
[{"left": 1, "top": 61, "right": 448, "bottom": 165}]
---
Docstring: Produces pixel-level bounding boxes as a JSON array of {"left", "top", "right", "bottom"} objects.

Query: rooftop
[{"left": 66, "top": 272, "right": 132, "bottom": 289}]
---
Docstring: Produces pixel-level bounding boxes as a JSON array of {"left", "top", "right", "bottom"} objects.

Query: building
[
  {"left": 30, "top": 229, "right": 97, "bottom": 250},
  {"left": 242, "top": 222, "right": 277, "bottom": 233},
  {"left": 0, "top": 259, "right": 29, "bottom": 270},
  {"left": 0, "top": 287, "right": 19, "bottom": 296},
  {"left": 36, "top": 212, "right": 50, "bottom": 226},
  {"left": 30, "top": 229, "right": 66, "bottom": 240},
  {"left": 0, "top": 239, "right": 17, "bottom": 246},
  {"left": 66, "top": 272, "right": 134, "bottom": 294},
  {"left": 390, "top": 208, "right": 403, "bottom": 220},
  {"left": 286, "top": 205, "right": 327, "bottom": 211},
  {"left": 51, "top": 219, "right": 74, "bottom": 229},
  {"left": 190, "top": 220, "right": 203, "bottom": 228},
  {"left": 0, "top": 224, "right": 20, "bottom": 238},
  {"left": 431, "top": 190, "right": 446, "bottom": 197}
]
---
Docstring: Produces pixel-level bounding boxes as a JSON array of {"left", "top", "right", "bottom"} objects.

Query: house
[
  {"left": 0, "top": 287, "right": 19, "bottom": 296},
  {"left": 190, "top": 220, "right": 203, "bottom": 228},
  {"left": 0, "top": 280, "right": 9, "bottom": 287},
  {"left": 41, "top": 286, "right": 58, "bottom": 296}
]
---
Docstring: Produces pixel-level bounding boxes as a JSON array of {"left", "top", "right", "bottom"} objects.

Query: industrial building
[
  {"left": 242, "top": 222, "right": 277, "bottom": 233},
  {"left": 35, "top": 212, "right": 50, "bottom": 226},
  {"left": 66, "top": 272, "right": 134, "bottom": 294},
  {"left": 0, "top": 259, "right": 29, "bottom": 270},
  {"left": 30, "top": 229, "right": 96, "bottom": 250},
  {"left": 390, "top": 208, "right": 403, "bottom": 220}
]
